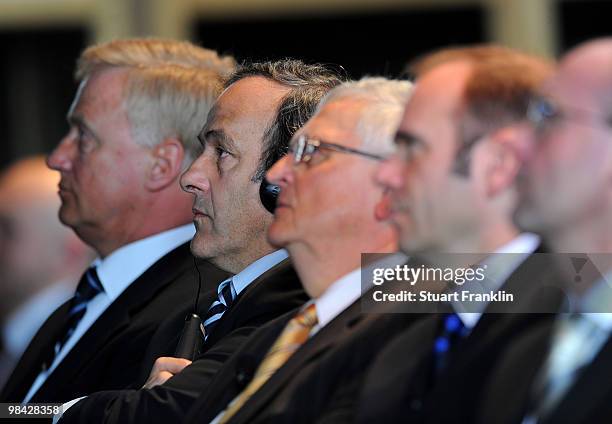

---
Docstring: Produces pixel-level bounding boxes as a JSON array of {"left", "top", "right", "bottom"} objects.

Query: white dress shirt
[
  {"left": 24, "top": 224, "right": 195, "bottom": 403},
  {"left": 311, "top": 253, "right": 408, "bottom": 336},
  {"left": 454, "top": 232, "right": 540, "bottom": 330}
]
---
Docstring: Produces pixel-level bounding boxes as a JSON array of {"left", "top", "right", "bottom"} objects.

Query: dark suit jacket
[
  {"left": 59, "top": 259, "right": 307, "bottom": 424},
  {"left": 356, "top": 247, "right": 565, "bottom": 424},
  {"left": 482, "top": 334, "right": 612, "bottom": 424},
  {"left": 181, "top": 287, "right": 422, "bottom": 424},
  {"left": 477, "top": 258, "right": 612, "bottom": 424},
  {"left": 0, "top": 242, "right": 229, "bottom": 403}
]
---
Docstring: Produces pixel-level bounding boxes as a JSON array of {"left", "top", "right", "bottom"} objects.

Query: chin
[
  {"left": 267, "top": 224, "right": 291, "bottom": 249},
  {"left": 515, "top": 202, "right": 547, "bottom": 234},
  {"left": 58, "top": 207, "right": 79, "bottom": 229},
  {"left": 189, "top": 235, "right": 210, "bottom": 258}
]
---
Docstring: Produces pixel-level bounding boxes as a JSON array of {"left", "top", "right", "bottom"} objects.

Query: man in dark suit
[
  {"left": 0, "top": 38, "right": 236, "bottom": 403},
  {"left": 477, "top": 38, "right": 612, "bottom": 424},
  {"left": 361, "top": 45, "right": 559, "bottom": 423},
  {"left": 55, "top": 60, "right": 342, "bottom": 423},
  {"left": 179, "top": 77, "right": 416, "bottom": 424}
]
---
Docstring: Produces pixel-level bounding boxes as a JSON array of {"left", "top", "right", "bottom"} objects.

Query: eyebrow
[
  {"left": 201, "top": 128, "right": 238, "bottom": 152},
  {"left": 394, "top": 130, "right": 423, "bottom": 146},
  {"left": 67, "top": 113, "right": 88, "bottom": 130},
  {"left": 67, "top": 113, "right": 100, "bottom": 142}
]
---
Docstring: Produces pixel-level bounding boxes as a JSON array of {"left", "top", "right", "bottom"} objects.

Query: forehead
[
  {"left": 299, "top": 98, "right": 365, "bottom": 149},
  {"left": 205, "top": 76, "right": 288, "bottom": 157},
  {"left": 70, "top": 67, "right": 127, "bottom": 116},
  {"left": 399, "top": 62, "right": 471, "bottom": 147},
  {"left": 544, "top": 48, "right": 610, "bottom": 109}
]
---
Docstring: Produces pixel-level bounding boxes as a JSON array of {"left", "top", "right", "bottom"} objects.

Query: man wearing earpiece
[
  {"left": 57, "top": 59, "right": 342, "bottom": 423},
  {"left": 181, "top": 77, "right": 417, "bottom": 424}
]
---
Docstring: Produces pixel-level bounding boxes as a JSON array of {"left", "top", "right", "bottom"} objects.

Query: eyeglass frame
[
  {"left": 527, "top": 95, "right": 612, "bottom": 131},
  {"left": 288, "top": 134, "right": 385, "bottom": 164}
]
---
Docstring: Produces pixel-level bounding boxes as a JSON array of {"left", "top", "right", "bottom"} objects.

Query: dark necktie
[
  {"left": 203, "top": 277, "right": 236, "bottom": 339},
  {"left": 433, "top": 313, "right": 468, "bottom": 375},
  {"left": 43, "top": 267, "right": 104, "bottom": 370}
]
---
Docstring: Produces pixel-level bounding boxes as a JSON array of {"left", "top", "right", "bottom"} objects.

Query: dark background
[{"left": 0, "top": 0, "right": 610, "bottom": 169}]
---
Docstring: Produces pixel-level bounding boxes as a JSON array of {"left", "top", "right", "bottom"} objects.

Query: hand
[{"left": 142, "top": 357, "right": 192, "bottom": 389}]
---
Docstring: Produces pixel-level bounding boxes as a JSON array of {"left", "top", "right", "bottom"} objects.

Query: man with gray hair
[
  {"left": 1, "top": 38, "right": 233, "bottom": 403},
  {"left": 180, "top": 77, "right": 417, "bottom": 424}
]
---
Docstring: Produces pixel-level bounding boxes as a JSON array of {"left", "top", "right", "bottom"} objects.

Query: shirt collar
[
  {"left": 455, "top": 233, "right": 540, "bottom": 329},
  {"left": 492, "top": 232, "right": 540, "bottom": 255},
  {"left": 94, "top": 224, "right": 195, "bottom": 301},
  {"left": 574, "top": 268, "right": 612, "bottom": 331},
  {"left": 314, "top": 252, "right": 408, "bottom": 329},
  {"left": 231, "top": 249, "right": 289, "bottom": 295}
]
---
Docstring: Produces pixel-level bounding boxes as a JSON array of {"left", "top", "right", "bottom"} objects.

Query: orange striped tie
[{"left": 218, "top": 303, "right": 318, "bottom": 423}]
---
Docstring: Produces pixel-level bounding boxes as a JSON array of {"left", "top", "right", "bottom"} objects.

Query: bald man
[{"left": 0, "top": 156, "right": 93, "bottom": 389}]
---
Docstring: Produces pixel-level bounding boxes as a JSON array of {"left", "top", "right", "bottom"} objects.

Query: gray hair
[
  {"left": 316, "top": 77, "right": 413, "bottom": 156},
  {"left": 76, "top": 38, "right": 236, "bottom": 167},
  {"left": 225, "top": 59, "right": 345, "bottom": 181}
]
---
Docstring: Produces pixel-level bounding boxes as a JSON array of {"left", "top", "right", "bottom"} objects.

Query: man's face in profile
[
  {"left": 376, "top": 62, "right": 479, "bottom": 253},
  {"left": 515, "top": 54, "right": 612, "bottom": 237},
  {"left": 266, "top": 98, "right": 388, "bottom": 254},
  {"left": 46, "top": 68, "right": 150, "bottom": 242},
  {"left": 181, "top": 76, "right": 287, "bottom": 263}
]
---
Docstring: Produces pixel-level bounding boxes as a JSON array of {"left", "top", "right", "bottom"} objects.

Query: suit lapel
[
  {"left": 231, "top": 299, "right": 366, "bottom": 423},
  {"left": 0, "top": 301, "right": 71, "bottom": 401},
  {"left": 30, "top": 242, "right": 194, "bottom": 400}
]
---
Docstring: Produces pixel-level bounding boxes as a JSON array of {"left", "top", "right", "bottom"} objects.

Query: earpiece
[{"left": 259, "top": 178, "right": 281, "bottom": 213}]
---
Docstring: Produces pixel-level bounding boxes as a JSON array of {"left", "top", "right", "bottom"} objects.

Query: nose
[
  {"left": 47, "top": 131, "right": 76, "bottom": 172},
  {"left": 180, "top": 154, "right": 211, "bottom": 195},
  {"left": 266, "top": 155, "right": 293, "bottom": 187},
  {"left": 374, "top": 154, "right": 406, "bottom": 191}
]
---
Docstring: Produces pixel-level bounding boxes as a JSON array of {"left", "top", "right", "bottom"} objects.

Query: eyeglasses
[
  {"left": 288, "top": 135, "right": 385, "bottom": 165},
  {"left": 527, "top": 96, "right": 612, "bottom": 131}
]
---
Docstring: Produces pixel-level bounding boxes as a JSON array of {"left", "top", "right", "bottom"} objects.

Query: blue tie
[
  {"left": 44, "top": 267, "right": 104, "bottom": 370},
  {"left": 203, "top": 278, "right": 237, "bottom": 339},
  {"left": 433, "top": 313, "right": 468, "bottom": 375}
]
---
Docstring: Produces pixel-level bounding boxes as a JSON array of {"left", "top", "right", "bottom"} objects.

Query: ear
[
  {"left": 145, "top": 137, "right": 185, "bottom": 192},
  {"left": 484, "top": 127, "right": 523, "bottom": 198}
]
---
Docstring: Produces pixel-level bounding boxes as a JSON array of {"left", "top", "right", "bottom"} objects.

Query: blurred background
[{"left": 0, "top": 0, "right": 610, "bottom": 167}]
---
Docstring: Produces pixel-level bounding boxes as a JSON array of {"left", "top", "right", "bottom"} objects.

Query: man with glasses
[
  {"left": 364, "top": 46, "right": 558, "bottom": 423},
  {"left": 477, "top": 38, "right": 612, "bottom": 424},
  {"left": 179, "top": 77, "right": 414, "bottom": 424}
]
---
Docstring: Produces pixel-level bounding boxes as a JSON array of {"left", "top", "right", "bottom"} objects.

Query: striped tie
[
  {"left": 44, "top": 267, "right": 104, "bottom": 370},
  {"left": 203, "top": 278, "right": 237, "bottom": 339},
  {"left": 218, "top": 303, "right": 318, "bottom": 423}
]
